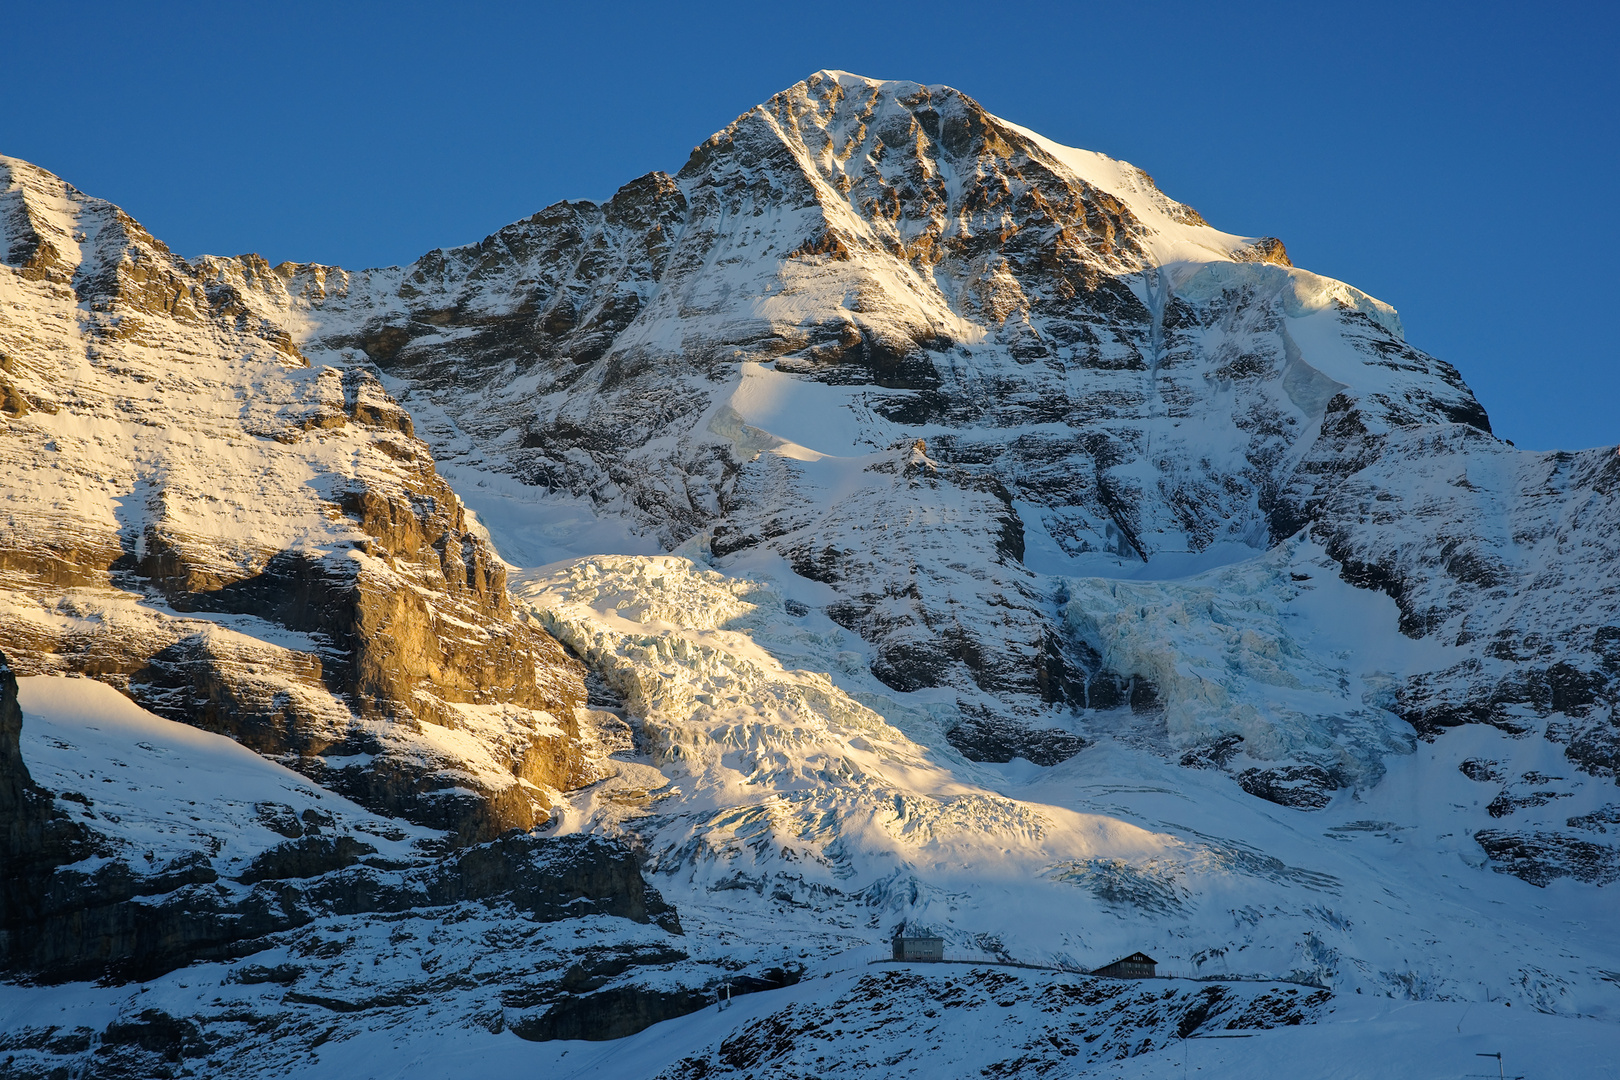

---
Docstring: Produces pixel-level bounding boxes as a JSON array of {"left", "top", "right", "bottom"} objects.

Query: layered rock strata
[{"left": 0, "top": 156, "right": 595, "bottom": 842}]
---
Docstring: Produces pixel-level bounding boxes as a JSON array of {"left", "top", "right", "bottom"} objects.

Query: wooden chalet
[{"left": 1091, "top": 952, "right": 1157, "bottom": 978}]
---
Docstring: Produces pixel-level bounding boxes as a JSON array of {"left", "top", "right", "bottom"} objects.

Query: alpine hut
[
  {"left": 1091, "top": 952, "right": 1157, "bottom": 978},
  {"left": 892, "top": 934, "right": 946, "bottom": 962}
]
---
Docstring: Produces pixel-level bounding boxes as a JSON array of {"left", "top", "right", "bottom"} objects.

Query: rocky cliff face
[
  {"left": 0, "top": 156, "right": 597, "bottom": 843},
  {"left": 0, "top": 653, "right": 98, "bottom": 949}
]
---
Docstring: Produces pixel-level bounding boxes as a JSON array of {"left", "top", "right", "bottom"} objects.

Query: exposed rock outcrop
[
  {"left": 0, "top": 652, "right": 99, "bottom": 949},
  {"left": 945, "top": 716, "right": 1085, "bottom": 766},
  {"left": 2, "top": 813, "right": 679, "bottom": 983},
  {"left": 0, "top": 156, "right": 593, "bottom": 843},
  {"left": 1474, "top": 828, "right": 1620, "bottom": 887},
  {"left": 1238, "top": 765, "right": 1338, "bottom": 810},
  {"left": 511, "top": 964, "right": 802, "bottom": 1042}
]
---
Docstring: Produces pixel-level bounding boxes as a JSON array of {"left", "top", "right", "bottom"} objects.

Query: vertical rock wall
[{"left": 0, "top": 156, "right": 594, "bottom": 843}]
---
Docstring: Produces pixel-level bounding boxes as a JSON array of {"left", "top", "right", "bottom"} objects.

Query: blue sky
[{"left": 3, "top": 1, "right": 1615, "bottom": 450}]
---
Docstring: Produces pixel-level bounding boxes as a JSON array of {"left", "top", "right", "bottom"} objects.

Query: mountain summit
[
  {"left": 1, "top": 73, "right": 1617, "bottom": 1077},
  {"left": 283, "top": 71, "right": 1506, "bottom": 777}
]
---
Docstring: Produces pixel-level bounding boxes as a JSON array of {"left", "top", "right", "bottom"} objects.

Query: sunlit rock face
[{"left": 0, "top": 156, "right": 594, "bottom": 843}]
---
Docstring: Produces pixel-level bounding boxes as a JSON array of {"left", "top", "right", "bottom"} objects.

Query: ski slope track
[{"left": 1, "top": 71, "right": 1618, "bottom": 1076}]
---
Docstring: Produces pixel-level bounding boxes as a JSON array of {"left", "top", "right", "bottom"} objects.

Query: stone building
[{"left": 892, "top": 935, "right": 945, "bottom": 962}]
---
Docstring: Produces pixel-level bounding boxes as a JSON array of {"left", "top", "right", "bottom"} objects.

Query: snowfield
[
  {"left": 14, "top": 675, "right": 437, "bottom": 874},
  {"left": 269, "top": 980, "right": 1611, "bottom": 1080}
]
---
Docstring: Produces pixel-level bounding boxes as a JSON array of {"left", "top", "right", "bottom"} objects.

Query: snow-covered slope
[
  {"left": 0, "top": 664, "right": 737, "bottom": 1075},
  {"left": 14, "top": 675, "right": 437, "bottom": 874},
  {"left": 2, "top": 70, "right": 1619, "bottom": 1077},
  {"left": 518, "top": 552, "right": 1620, "bottom": 1010}
]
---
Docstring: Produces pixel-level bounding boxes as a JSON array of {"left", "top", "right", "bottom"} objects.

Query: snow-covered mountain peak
[
  {"left": 712, "top": 71, "right": 1300, "bottom": 276},
  {"left": 3, "top": 73, "right": 1619, "bottom": 1077},
  {"left": 279, "top": 74, "right": 1483, "bottom": 730}
]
